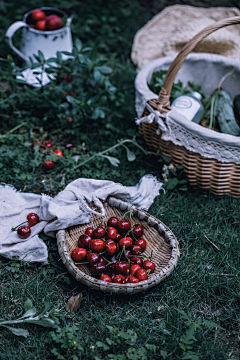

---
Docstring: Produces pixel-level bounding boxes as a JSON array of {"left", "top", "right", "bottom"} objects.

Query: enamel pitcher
[{"left": 5, "top": 7, "right": 73, "bottom": 64}]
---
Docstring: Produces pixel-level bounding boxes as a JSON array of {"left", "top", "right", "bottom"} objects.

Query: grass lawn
[{"left": 0, "top": 1, "right": 239, "bottom": 359}]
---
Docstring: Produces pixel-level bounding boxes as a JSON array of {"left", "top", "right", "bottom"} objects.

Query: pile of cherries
[
  {"left": 71, "top": 212, "right": 156, "bottom": 284},
  {"left": 30, "top": 9, "right": 64, "bottom": 32},
  {"left": 12, "top": 213, "right": 39, "bottom": 239}
]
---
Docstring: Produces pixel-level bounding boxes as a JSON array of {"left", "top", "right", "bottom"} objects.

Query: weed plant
[{"left": 0, "top": 1, "right": 239, "bottom": 359}]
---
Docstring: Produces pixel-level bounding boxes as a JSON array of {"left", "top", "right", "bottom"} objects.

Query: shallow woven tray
[{"left": 56, "top": 197, "right": 180, "bottom": 295}]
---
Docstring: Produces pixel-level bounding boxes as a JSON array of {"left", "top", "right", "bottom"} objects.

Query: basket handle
[{"left": 157, "top": 16, "right": 240, "bottom": 113}]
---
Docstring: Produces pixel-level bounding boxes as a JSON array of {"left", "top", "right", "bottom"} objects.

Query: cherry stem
[
  {"left": 11, "top": 221, "right": 28, "bottom": 231},
  {"left": 123, "top": 246, "right": 131, "bottom": 267},
  {"left": 74, "top": 262, "right": 89, "bottom": 265},
  {"left": 129, "top": 253, "right": 148, "bottom": 259},
  {"left": 116, "top": 245, "right": 125, "bottom": 260},
  {"left": 149, "top": 250, "right": 153, "bottom": 262},
  {"left": 101, "top": 255, "right": 112, "bottom": 266},
  {"left": 121, "top": 210, "right": 133, "bottom": 222}
]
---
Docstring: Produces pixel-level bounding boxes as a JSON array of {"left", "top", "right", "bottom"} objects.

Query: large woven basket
[
  {"left": 56, "top": 197, "right": 180, "bottom": 295},
  {"left": 135, "top": 17, "right": 240, "bottom": 197}
]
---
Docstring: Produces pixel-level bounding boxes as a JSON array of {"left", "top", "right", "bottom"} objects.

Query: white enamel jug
[{"left": 5, "top": 7, "right": 73, "bottom": 64}]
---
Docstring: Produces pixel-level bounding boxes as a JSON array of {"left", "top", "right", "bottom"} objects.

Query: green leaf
[
  {"left": 19, "top": 307, "right": 37, "bottom": 319},
  {"left": 166, "top": 177, "right": 179, "bottom": 190},
  {"left": 93, "top": 69, "right": 102, "bottom": 82},
  {"left": 96, "top": 341, "right": 110, "bottom": 350},
  {"left": 26, "top": 318, "right": 56, "bottom": 328},
  {"left": 57, "top": 51, "right": 62, "bottom": 65},
  {"left": 96, "top": 66, "right": 112, "bottom": 74},
  {"left": 1, "top": 325, "right": 29, "bottom": 337},
  {"left": 99, "top": 155, "right": 120, "bottom": 167},
  {"left": 175, "top": 308, "right": 189, "bottom": 320},
  {"left": 75, "top": 38, "right": 82, "bottom": 52},
  {"left": 38, "top": 50, "right": 45, "bottom": 63},
  {"left": 204, "top": 320, "right": 224, "bottom": 330},
  {"left": 23, "top": 299, "right": 33, "bottom": 312}
]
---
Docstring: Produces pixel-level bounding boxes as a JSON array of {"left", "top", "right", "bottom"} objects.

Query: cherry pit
[{"left": 71, "top": 210, "right": 156, "bottom": 284}]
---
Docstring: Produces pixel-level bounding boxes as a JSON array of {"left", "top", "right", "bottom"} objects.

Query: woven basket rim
[{"left": 57, "top": 197, "right": 180, "bottom": 293}]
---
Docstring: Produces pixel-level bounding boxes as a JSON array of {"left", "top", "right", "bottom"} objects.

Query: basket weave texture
[
  {"left": 136, "top": 16, "right": 240, "bottom": 197},
  {"left": 56, "top": 197, "right": 180, "bottom": 295}
]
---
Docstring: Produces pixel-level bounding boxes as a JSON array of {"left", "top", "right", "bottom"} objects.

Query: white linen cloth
[{"left": 0, "top": 175, "right": 163, "bottom": 264}]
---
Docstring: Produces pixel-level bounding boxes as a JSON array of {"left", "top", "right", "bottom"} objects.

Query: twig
[
  {"left": 73, "top": 139, "right": 147, "bottom": 170},
  {"left": 204, "top": 235, "right": 220, "bottom": 251},
  {"left": 0, "top": 122, "right": 27, "bottom": 138}
]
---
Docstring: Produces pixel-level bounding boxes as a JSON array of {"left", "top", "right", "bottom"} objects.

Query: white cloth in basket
[{"left": 0, "top": 175, "right": 163, "bottom": 264}]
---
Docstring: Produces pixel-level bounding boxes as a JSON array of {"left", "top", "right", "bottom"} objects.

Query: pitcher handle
[{"left": 5, "top": 21, "right": 30, "bottom": 64}]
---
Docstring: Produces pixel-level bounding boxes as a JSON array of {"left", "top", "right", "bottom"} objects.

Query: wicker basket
[
  {"left": 56, "top": 197, "right": 180, "bottom": 295},
  {"left": 135, "top": 16, "right": 240, "bottom": 197}
]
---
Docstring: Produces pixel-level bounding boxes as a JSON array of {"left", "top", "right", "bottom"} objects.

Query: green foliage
[{"left": 48, "top": 326, "right": 83, "bottom": 360}]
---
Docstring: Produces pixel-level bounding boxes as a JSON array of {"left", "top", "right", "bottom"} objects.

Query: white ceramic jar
[{"left": 5, "top": 7, "right": 73, "bottom": 64}]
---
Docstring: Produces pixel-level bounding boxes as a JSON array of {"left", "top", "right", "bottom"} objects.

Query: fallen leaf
[{"left": 66, "top": 293, "right": 83, "bottom": 312}]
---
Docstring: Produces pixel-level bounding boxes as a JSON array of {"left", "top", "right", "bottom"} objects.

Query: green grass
[{"left": 0, "top": 1, "right": 239, "bottom": 359}]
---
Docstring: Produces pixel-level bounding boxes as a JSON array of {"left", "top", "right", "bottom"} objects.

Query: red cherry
[
  {"left": 93, "top": 227, "right": 105, "bottom": 239},
  {"left": 107, "top": 262, "right": 116, "bottom": 274},
  {"left": 64, "top": 75, "right": 72, "bottom": 83},
  {"left": 99, "top": 257, "right": 107, "bottom": 266},
  {"left": 90, "top": 262, "right": 107, "bottom": 277},
  {"left": 105, "top": 241, "right": 117, "bottom": 256},
  {"left": 131, "top": 245, "right": 142, "bottom": 256},
  {"left": 121, "top": 249, "right": 131, "bottom": 261},
  {"left": 32, "top": 140, "right": 41, "bottom": 148},
  {"left": 135, "top": 269, "right": 148, "bottom": 281},
  {"left": 132, "top": 224, "right": 144, "bottom": 238},
  {"left": 89, "top": 239, "right": 105, "bottom": 253},
  {"left": 53, "top": 149, "right": 63, "bottom": 156},
  {"left": 130, "top": 264, "right": 141, "bottom": 276},
  {"left": 71, "top": 248, "right": 87, "bottom": 262},
  {"left": 118, "top": 219, "right": 131, "bottom": 232},
  {"left": 99, "top": 274, "right": 111, "bottom": 282},
  {"left": 31, "top": 9, "right": 46, "bottom": 21},
  {"left": 17, "top": 225, "right": 31, "bottom": 239},
  {"left": 85, "top": 227, "right": 94, "bottom": 237},
  {"left": 119, "top": 237, "right": 133, "bottom": 249},
  {"left": 35, "top": 19, "right": 46, "bottom": 31},
  {"left": 46, "top": 15, "right": 63, "bottom": 31},
  {"left": 134, "top": 238, "right": 147, "bottom": 251},
  {"left": 78, "top": 234, "right": 92, "bottom": 248},
  {"left": 107, "top": 217, "right": 118, "bottom": 228},
  {"left": 27, "top": 213, "right": 39, "bottom": 227},
  {"left": 115, "top": 243, "right": 121, "bottom": 255},
  {"left": 106, "top": 227, "right": 117, "bottom": 240},
  {"left": 127, "top": 275, "right": 140, "bottom": 284},
  {"left": 143, "top": 260, "right": 156, "bottom": 273},
  {"left": 65, "top": 143, "right": 75, "bottom": 150},
  {"left": 0, "top": 82, "right": 10, "bottom": 94},
  {"left": 41, "top": 140, "right": 52, "bottom": 149},
  {"left": 66, "top": 116, "right": 74, "bottom": 123},
  {"left": 115, "top": 261, "right": 129, "bottom": 275},
  {"left": 131, "top": 257, "right": 143, "bottom": 266},
  {"left": 113, "top": 275, "right": 125, "bottom": 284},
  {"left": 110, "top": 273, "right": 116, "bottom": 281},
  {"left": 123, "top": 276, "right": 130, "bottom": 284},
  {"left": 86, "top": 252, "right": 100, "bottom": 266},
  {"left": 115, "top": 232, "right": 122, "bottom": 243},
  {"left": 44, "top": 160, "right": 54, "bottom": 170}
]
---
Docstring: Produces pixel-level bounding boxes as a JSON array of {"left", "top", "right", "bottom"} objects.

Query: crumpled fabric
[{"left": 0, "top": 175, "right": 163, "bottom": 264}]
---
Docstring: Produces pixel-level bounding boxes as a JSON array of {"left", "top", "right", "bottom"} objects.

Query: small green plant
[
  {"left": 48, "top": 326, "right": 84, "bottom": 360},
  {"left": 176, "top": 309, "right": 224, "bottom": 360},
  {"left": 0, "top": 299, "right": 58, "bottom": 337},
  {"left": 91, "top": 325, "right": 157, "bottom": 360}
]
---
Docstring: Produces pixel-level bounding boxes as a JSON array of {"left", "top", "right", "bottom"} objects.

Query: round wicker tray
[{"left": 56, "top": 197, "right": 180, "bottom": 295}]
